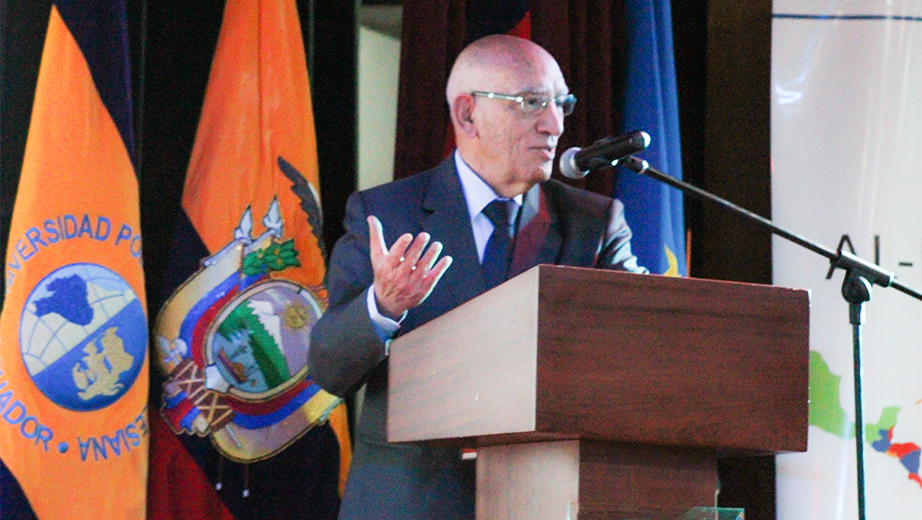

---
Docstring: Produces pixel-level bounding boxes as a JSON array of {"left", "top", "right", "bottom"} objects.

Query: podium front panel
[{"left": 388, "top": 265, "right": 809, "bottom": 453}]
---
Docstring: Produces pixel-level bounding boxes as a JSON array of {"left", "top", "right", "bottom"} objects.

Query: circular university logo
[{"left": 19, "top": 263, "right": 148, "bottom": 411}]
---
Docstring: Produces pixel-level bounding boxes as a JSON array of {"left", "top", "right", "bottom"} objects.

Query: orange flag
[
  {"left": 149, "top": 1, "right": 350, "bottom": 518},
  {"left": 0, "top": 1, "right": 148, "bottom": 518}
]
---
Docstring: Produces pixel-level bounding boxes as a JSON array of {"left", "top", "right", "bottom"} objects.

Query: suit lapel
[
  {"left": 510, "top": 183, "right": 563, "bottom": 277},
  {"left": 421, "top": 160, "right": 486, "bottom": 307}
]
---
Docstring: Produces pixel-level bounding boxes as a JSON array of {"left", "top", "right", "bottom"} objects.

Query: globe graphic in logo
[
  {"left": 19, "top": 263, "right": 148, "bottom": 411},
  {"left": 206, "top": 280, "right": 323, "bottom": 401}
]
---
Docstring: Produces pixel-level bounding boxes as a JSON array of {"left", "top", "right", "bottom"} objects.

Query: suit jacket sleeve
[
  {"left": 309, "top": 191, "right": 387, "bottom": 397},
  {"left": 598, "top": 198, "right": 649, "bottom": 274}
]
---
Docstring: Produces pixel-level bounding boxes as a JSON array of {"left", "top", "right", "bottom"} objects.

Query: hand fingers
[
  {"left": 400, "top": 232, "right": 431, "bottom": 271},
  {"left": 389, "top": 233, "right": 414, "bottom": 268},
  {"left": 418, "top": 255, "right": 453, "bottom": 298},
  {"left": 368, "top": 226, "right": 452, "bottom": 317},
  {"left": 367, "top": 216, "right": 387, "bottom": 263},
  {"left": 365, "top": 215, "right": 449, "bottom": 289},
  {"left": 368, "top": 215, "right": 416, "bottom": 271},
  {"left": 416, "top": 241, "right": 443, "bottom": 272}
]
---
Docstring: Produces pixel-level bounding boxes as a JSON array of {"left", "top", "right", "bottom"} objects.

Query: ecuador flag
[
  {"left": 149, "top": 1, "right": 350, "bottom": 519},
  {"left": 616, "top": 0, "right": 687, "bottom": 277},
  {"left": 0, "top": 1, "right": 148, "bottom": 519}
]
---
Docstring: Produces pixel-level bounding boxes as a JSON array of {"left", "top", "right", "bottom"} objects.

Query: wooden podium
[{"left": 387, "top": 265, "right": 809, "bottom": 519}]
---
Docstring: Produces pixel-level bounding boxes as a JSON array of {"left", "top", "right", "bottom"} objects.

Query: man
[{"left": 309, "top": 34, "right": 647, "bottom": 520}]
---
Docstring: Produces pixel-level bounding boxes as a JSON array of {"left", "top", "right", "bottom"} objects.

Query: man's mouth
[{"left": 534, "top": 144, "right": 556, "bottom": 159}]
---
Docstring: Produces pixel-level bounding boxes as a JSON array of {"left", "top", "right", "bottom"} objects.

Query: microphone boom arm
[{"left": 619, "top": 156, "right": 922, "bottom": 301}]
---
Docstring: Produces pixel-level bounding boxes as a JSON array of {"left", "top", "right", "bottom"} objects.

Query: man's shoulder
[{"left": 357, "top": 158, "right": 455, "bottom": 204}]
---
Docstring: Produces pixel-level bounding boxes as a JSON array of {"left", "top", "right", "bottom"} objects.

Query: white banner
[{"left": 773, "top": 1, "right": 922, "bottom": 518}]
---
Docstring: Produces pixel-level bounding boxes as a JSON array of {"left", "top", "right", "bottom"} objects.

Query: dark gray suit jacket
[{"left": 309, "top": 157, "right": 646, "bottom": 520}]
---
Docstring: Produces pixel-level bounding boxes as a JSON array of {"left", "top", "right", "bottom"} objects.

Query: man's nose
[{"left": 536, "top": 103, "right": 565, "bottom": 136}]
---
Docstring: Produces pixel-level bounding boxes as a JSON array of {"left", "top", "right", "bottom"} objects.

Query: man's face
[{"left": 472, "top": 52, "right": 569, "bottom": 196}]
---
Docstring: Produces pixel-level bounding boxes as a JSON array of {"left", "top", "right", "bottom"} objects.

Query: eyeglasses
[{"left": 471, "top": 91, "right": 577, "bottom": 117}]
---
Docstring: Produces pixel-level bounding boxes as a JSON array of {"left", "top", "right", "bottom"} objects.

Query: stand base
[{"left": 476, "top": 440, "right": 718, "bottom": 520}]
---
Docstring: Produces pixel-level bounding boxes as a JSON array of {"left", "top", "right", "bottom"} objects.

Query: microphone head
[
  {"left": 638, "top": 130, "right": 651, "bottom": 149},
  {"left": 558, "top": 147, "right": 587, "bottom": 179}
]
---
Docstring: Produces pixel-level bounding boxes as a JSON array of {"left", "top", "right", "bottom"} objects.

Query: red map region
[{"left": 875, "top": 427, "right": 922, "bottom": 487}]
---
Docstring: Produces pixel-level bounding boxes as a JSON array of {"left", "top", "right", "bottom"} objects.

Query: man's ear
[{"left": 451, "top": 94, "right": 478, "bottom": 138}]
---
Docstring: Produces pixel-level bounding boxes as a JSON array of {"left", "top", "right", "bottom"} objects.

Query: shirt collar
[{"left": 454, "top": 150, "right": 523, "bottom": 221}]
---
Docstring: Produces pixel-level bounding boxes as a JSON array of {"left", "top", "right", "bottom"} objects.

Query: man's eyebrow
[{"left": 516, "top": 88, "right": 567, "bottom": 96}]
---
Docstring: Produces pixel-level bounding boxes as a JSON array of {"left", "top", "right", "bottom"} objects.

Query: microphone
[{"left": 558, "top": 130, "right": 650, "bottom": 179}]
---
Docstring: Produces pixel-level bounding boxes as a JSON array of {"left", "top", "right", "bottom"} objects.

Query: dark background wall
[{"left": 0, "top": 0, "right": 774, "bottom": 517}]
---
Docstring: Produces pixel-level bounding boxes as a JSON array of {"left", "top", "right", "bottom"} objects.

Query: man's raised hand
[{"left": 367, "top": 216, "right": 453, "bottom": 320}]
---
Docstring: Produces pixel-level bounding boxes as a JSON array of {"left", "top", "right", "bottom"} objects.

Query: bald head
[{"left": 446, "top": 35, "right": 559, "bottom": 110}]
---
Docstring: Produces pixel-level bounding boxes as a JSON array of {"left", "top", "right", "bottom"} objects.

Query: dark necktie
[{"left": 481, "top": 199, "right": 514, "bottom": 290}]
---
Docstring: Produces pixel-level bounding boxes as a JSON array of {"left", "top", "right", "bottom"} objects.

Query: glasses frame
[{"left": 470, "top": 91, "right": 577, "bottom": 117}]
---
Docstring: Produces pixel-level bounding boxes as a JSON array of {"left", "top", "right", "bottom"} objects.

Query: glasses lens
[
  {"left": 519, "top": 94, "right": 549, "bottom": 116},
  {"left": 556, "top": 94, "right": 577, "bottom": 116}
]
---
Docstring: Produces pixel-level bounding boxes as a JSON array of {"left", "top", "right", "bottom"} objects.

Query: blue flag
[{"left": 617, "top": 0, "right": 687, "bottom": 277}]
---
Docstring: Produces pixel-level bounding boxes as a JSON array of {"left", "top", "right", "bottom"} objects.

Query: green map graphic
[
  {"left": 810, "top": 350, "right": 854, "bottom": 439},
  {"left": 810, "top": 350, "right": 922, "bottom": 487}
]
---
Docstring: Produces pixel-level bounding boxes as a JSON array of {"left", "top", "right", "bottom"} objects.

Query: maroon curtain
[
  {"left": 532, "top": 0, "right": 627, "bottom": 196},
  {"left": 394, "top": 0, "right": 628, "bottom": 198},
  {"left": 393, "top": 0, "right": 467, "bottom": 180}
]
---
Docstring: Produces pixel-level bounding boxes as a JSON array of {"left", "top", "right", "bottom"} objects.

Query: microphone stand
[{"left": 619, "top": 156, "right": 922, "bottom": 520}]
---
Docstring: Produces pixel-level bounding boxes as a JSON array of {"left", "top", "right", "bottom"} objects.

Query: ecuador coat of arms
[{"left": 154, "top": 200, "right": 339, "bottom": 462}]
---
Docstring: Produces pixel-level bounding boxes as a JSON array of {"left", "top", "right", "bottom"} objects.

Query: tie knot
[{"left": 482, "top": 199, "right": 512, "bottom": 233}]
